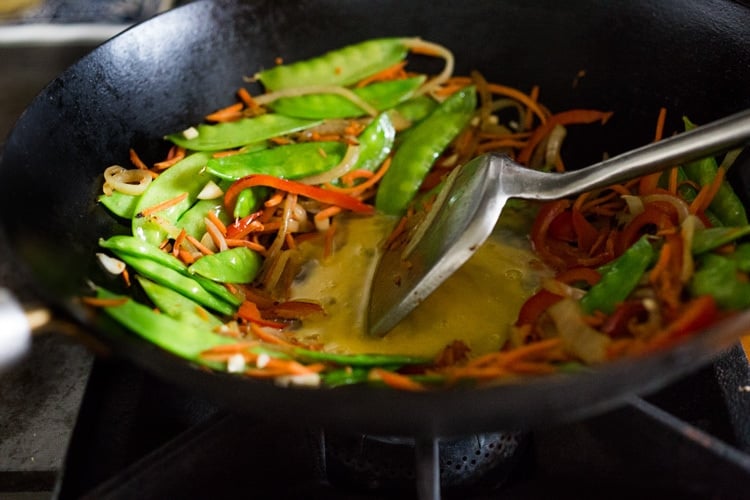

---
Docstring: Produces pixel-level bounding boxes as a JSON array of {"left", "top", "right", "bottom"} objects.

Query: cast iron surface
[{"left": 1, "top": 0, "right": 750, "bottom": 437}]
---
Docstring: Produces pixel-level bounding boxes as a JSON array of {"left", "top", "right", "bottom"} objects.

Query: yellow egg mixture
[{"left": 289, "top": 213, "right": 551, "bottom": 358}]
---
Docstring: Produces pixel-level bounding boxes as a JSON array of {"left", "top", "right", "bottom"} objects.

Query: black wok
[{"left": 1, "top": 0, "right": 750, "bottom": 438}]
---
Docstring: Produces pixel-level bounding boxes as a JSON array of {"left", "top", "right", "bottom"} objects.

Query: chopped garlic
[
  {"left": 256, "top": 352, "right": 271, "bottom": 369},
  {"left": 197, "top": 180, "right": 224, "bottom": 200},
  {"left": 96, "top": 253, "right": 126, "bottom": 275},
  {"left": 182, "top": 126, "right": 199, "bottom": 140},
  {"left": 274, "top": 373, "right": 321, "bottom": 388},
  {"left": 227, "top": 354, "right": 246, "bottom": 373}
]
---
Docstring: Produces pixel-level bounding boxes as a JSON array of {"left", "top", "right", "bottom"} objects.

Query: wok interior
[{"left": 1, "top": 0, "right": 749, "bottom": 436}]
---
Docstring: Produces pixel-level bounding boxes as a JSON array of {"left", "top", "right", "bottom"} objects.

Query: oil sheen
[{"left": 289, "top": 213, "right": 550, "bottom": 358}]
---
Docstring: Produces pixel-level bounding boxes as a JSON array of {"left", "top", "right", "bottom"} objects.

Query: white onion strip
[
  {"left": 402, "top": 38, "right": 455, "bottom": 98},
  {"left": 253, "top": 85, "right": 378, "bottom": 117},
  {"left": 297, "top": 144, "right": 360, "bottom": 185},
  {"left": 103, "top": 165, "right": 152, "bottom": 196}
]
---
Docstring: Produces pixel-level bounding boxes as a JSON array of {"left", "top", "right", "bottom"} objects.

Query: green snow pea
[
  {"left": 132, "top": 152, "right": 213, "bottom": 246},
  {"left": 352, "top": 112, "right": 396, "bottom": 173},
  {"left": 99, "top": 191, "right": 139, "bottom": 219},
  {"left": 188, "top": 247, "right": 262, "bottom": 284},
  {"left": 580, "top": 235, "right": 655, "bottom": 315},
  {"left": 100, "top": 235, "right": 187, "bottom": 273},
  {"left": 206, "top": 141, "right": 347, "bottom": 181},
  {"left": 268, "top": 76, "right": 425, "bottom": 119},
  {"left": 256, "top": 38, "right": 410, "bottom": 91},
  {"left": 291, "top": 347, "right": 430, "bottom": 367},
  {"left": 392, "top": 94, "right": 438, "bottom": 124},
  {"left": 321, "top": 367, "right": 371, "bottom": 387},
  {"left": 116, "top": 252, "right": 237, "bottom": 315},
  {"left": 100, "top": 235, "right": 242, "bottom": 307},
  {"left": 136, "top": 276, "right": 223, "bottom": 330},
  {"left": 233, "top": 187, "right": 265, "bottom": 219},
  {"left": 682, "top": 117, "right": 748, "bottom": 226},
  {"left": 95, "top": 288, "right": 234, "bottom": 360},
  {"left": 375, "top": 85, "right": 477, "bottom": 215},
  {"left": 733, "top": 243, "right": 750, "bottom": 271},
  {"left": 175, "top": 199, "right": 230, "bottom": 240},
  {"left": 690, "top": 253, "right": 750, "bottom": 309},
  {"left": 691, "top": 226, "right": 750, "bottom": 255},
  {"left": 166, "top": 114, "right": 320, "bottom": 151}
]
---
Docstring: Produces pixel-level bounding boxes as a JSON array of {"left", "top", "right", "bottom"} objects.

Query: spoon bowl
[{"left": 368, "top": 108, "right": 750, "bottom": 336}]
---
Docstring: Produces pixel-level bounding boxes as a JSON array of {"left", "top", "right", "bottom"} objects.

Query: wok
[{"left": 1, "top": 0, "right": 750, "bottom": 438}]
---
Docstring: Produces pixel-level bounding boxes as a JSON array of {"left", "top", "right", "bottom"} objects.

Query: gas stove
[{"left": 51, "top": 344, "right": 750, "bottom": 499}]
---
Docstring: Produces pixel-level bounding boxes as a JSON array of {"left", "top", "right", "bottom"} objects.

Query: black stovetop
[{"left": 54, "top": 344, "right": 750, "bottom": 499}]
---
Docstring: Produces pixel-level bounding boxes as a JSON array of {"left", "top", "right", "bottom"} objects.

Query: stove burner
[
  {"left": 54, "top": 345, "right": 750, "bottom": 499},
  {"left": 323, "top": 431, "right": 525, "bottom": 492}
]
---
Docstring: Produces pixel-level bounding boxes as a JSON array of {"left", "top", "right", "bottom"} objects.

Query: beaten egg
[{"left": 290, "top": 209, "right": 552, "bottom": 358}]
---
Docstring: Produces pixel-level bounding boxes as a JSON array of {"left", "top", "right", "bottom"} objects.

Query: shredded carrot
[
  {"left": 237, "top": 87, "right": 262, "bottom": 112},
  {"left": 248, "top": 321, "right": 294, "bottom": 346},
  {"left": 356, "top": 61, "right": 408, "bottom": 87},
  {"left": 690, "top": 166, "right": 726, "bottom": 215},
  {"left": 205, "top": 102, "right": 244, "bottom": 122},
  {"left": 206, "top": 211, "right": 227, "bottom": 235},
  {"left": 522, "top": 85, "right": 541, "bottom": 131},
  {"left": 517, "top": 109, "right": 613, "bottom": 165},
  {"left": 129, "top": 148, "right": 150, "bottom": 170},
  {"left": 137, "top": 192, "right": 188, "bottom": 218},
  {"left": 370, "top": 368, "right": 426, "bottom": 391},
  {"left": 154, "top": 146, "right": 186, "bottom": 170},
  {"left": 186, "top": 234, "right": 215, "bottom": 256},
  {"left": 225, "top": 238, "right": 267, "bottom": 254},
  {"left": 323, "top": 218, "right": 338, "bottom": 259},
  {"left": 324, "top": 157, "right": 392, "bottom": 196}
]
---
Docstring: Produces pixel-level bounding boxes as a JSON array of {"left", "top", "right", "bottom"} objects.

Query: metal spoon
[{"left": 367, "top": 109, "right": 750, "bottom": 337}]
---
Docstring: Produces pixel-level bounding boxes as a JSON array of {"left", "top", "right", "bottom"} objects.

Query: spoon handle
[{"left": 520, "top": 108, "right": 750, "bottom": 200}]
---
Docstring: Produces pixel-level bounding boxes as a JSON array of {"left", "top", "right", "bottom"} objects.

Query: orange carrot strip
[
  {"left": 129, "top": 148, "right": 150, "bottom": 170},
  {"left": 248, "top": 321, "right": 293, "bottom": 346},
  {"left": 226, "top": 238, "right": 267, "bottom": 254},
  {"left": 690, "top": 166, "right": 727, "bottom": 215},
  {"left": 356, "top": 61, "right": 408, "bottom": 87},
  {"left": 186, "top": 235, "right": 215, "bottom": 256},
  {"left": 205, "top": 102, "right": 244, "bottom": 122},
  {"left": 206, "top": 211, "right": 227, "bottom": 235},
  {"left": 486, "top": 83, "right": 550, "bottom": 126},
  {"left": 137, "top": 192, "right": 188, "bottom": 218},
  {"left": 237, "top": 87, "right": 262, "bottom": 112},
  {"left": 517, "top": 109, "right": 613, "bottom": 165},
  {"left": 370, "top": 368, "right": 426, "bottom": 391}
]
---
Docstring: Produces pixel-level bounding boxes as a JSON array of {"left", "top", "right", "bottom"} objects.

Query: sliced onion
[
  {"left": 96, "top": 252, "right": 126, "bottom": 275},
  {"left": 622, "top": 195, "right": 645, "bottom": 216},
  {"left": 197, "top": 180, "right": 224, "bottom": 200},
  {"left": 103, "top": 165, "right": 152, "bottom": 196},
  {"left": 544, "top": 124, "right": 567, "bottom": 167},
  {"left": 254, "top": 85, "right": 378, "bottom": 117},
  {"left": 546, "top": 298, "right": 611, "bottom": 364},
  {"left": 297, "top": 144, "right": 360, "bottom": 185},
  {"left": 403, "top": 38, "right": 455, "bottom": 98},
  {"left": 642, "top": 194, "right": 691, "bottom": 223}
]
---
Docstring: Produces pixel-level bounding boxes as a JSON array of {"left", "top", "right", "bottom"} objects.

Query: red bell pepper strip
[{"left": 224, "top": 174, "right": 375, "bottom": 214}]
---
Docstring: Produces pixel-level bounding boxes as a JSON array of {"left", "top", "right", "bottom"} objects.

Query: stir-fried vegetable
[{"left": 90, "top": 37, "right": 750, "bottom": 390}]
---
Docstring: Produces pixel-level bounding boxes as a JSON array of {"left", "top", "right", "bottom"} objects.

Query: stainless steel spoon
[{"left": 368, "top": 109, "right": 750, "bottom": 337}]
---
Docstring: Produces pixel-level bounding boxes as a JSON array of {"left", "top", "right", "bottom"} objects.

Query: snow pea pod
[
  {"left": 682, "top": 117, "right": 748, "bottom": 226},
  {"left": 375, "top": 86, "right": 477, "bottom": 215},
  {"left": 99, "top": 191, "right": 139, "bottom": 219},
  {"left": 132, "top": 152, "right": 214, "bottom": 246},
  {"left": 392, "top": 94, "right": 438, "bottom": 123},
  {"left": 691, "top": 226, "right": 750, "bottom": 255},
  {"left": 100, "top": 235, "right": 187, "bottom": 273},
  {"left": 136, "top": 276, "right": 223, "bottom": 330},
  {"left": 580, "top": 235, "right": 655, "bottom": 315},
  {"left": 100, "top": 235, "right": 242, "bottom": 307},
  {"left": 116, "top": 253, "right": 237, "bottom": 315},
  {"left": 96, "top": 288, "right": 234, "bottom": 360},
  {"left": 352, "top": 112, "right": 395, "bottom": 173},
  {"left": 166, "top": 114, "right": 320, "bottom": 151},
  {"left": 206, "top": 141, "right": 346, "bottom": 181},
  {"left": 188, "top": 247, "right": 262, "bottom": 284},
  {"left": 268, "top": 76, "right": 425, "bottom": 119},
  {"left": 291, "top": 347, "right": 430, "bottom": 367},
  {"left": 690, "top": 253, "right": 750, "bottom": 309},
  {"left": 176, "top": 199, "right": 229, "bottom": 240},
  {"left": 256, "top": 38, "right": 410, "bottom": 91}
]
